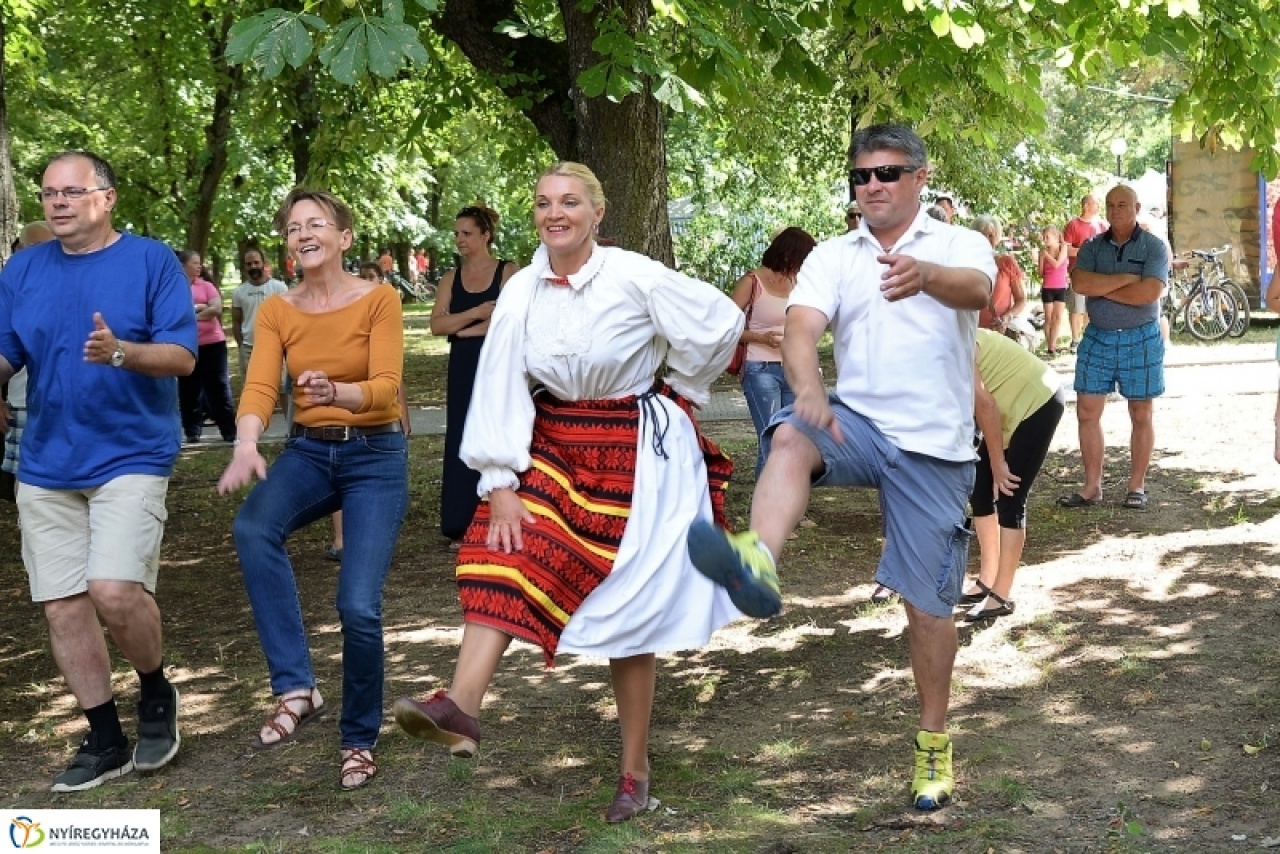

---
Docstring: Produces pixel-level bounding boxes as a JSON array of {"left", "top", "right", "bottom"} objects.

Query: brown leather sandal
[
  {"left": 253, "top": 690, "right": 326, "bottom": 750},
  {"left": 339, "top": 747, "right": 377, "bottom": 791}
]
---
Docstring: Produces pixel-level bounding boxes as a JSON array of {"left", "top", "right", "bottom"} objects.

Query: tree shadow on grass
[{"left": 3, "top": 441, "right": 1280, "bottom": 851}]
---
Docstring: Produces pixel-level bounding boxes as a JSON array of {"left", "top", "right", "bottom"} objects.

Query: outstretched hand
[
  {"left": 877, "top": 254, "right": 931, "bottom": 302},
  {"left": 218, "top": 446, "right": 267, "bottom": 494}
]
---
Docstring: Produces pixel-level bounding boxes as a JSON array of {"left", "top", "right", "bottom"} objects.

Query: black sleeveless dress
[{"left": 441, "top": 259, "right": 508, "bottom": 540}]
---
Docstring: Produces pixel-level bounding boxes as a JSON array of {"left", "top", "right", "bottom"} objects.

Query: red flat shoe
[{"left": 605, "top": 772, "right": 659, "bottom": 823}]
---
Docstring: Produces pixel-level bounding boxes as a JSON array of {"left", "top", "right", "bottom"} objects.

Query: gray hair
[
  {"left": 970, "top": 214, "right": 1002, "bottom": 243},
  {"left": 46, "top": 151, "right": 117, "bottom": 190},
  {"left": 851, "top": 124, "right": 928, "bottom": 170}
]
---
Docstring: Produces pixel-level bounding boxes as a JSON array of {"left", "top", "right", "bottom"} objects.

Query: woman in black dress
[{"left": 431, "top": 206, "right": 519, "bottom": 546}]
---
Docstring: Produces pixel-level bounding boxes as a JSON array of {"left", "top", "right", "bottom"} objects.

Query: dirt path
[{"left": 2, "top": 356, "right": 1280, "bottom": 852}]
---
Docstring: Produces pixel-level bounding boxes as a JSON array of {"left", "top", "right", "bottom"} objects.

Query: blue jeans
[
  {"left": 233, "top": 431, "right": 409, "bottom": 749},
  {"left": 740, "top": 361, "right": 794, "bottom": 476}
]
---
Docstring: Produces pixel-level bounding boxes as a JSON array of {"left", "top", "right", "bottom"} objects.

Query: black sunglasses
[{"left": 851, "top": 165, "right": 920, "bottom": 186}]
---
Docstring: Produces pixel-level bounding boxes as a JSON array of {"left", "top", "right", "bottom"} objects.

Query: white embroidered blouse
[{"left": 460, "top": 244, "right": 744, "bottom": 497}]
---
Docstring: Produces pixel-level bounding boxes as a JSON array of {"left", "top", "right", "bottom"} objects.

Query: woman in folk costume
[{"left": 393, "top": 161, "right": 744, "bottom": 822}]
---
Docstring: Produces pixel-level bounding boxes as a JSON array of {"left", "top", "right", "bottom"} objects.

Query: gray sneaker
[
  {"left": 51, "top": 737, "right": 134, "bottom": 792},
  {"left": 134, "top": 685, "right": 180, "bottom": 771}
]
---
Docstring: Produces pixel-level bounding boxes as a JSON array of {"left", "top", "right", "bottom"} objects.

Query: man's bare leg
[
  {"left": 904, "top": 604, "right": 957, "bottom": 733},
  {"left": 1128, "top": 399, "right": 1154, "bottom": 494},
  {"left": 90, "top": 580, "right": 162, "bottom": 674},
  {"left": 44, "top": 594, "right": 113, "bottom": 710},
  {"left": 1075, "top": 394, "right": 1107, "bottom": 500},
  {"left": 749, "top": 424, "right": 824, "bottom": 561}
]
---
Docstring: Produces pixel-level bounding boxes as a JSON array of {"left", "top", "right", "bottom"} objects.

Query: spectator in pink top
[
  {"left": 1037, "top": 225, "right": 1070, "bottom": 357},
  {"left": 177, "top": 250, "right": 236, "bottom": 443},
  {"left": 728, "top": 227, "right": 817, "bottom": 476}
]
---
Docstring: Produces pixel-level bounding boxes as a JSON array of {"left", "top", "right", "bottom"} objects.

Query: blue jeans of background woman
[
  {"left": 741, "top": 360, "right": 794, "bottom": 476},
  {"left": 233, "top": 431, "right": 409, "bottom": 749}
]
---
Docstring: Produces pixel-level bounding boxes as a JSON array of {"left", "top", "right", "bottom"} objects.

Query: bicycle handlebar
[{"left": 1187, "top": 244, "right": 1231, "bottom": 260}]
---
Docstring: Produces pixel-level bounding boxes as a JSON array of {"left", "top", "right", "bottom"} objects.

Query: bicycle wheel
[
  {"left": 1217, "top": 278, "right": 1251, "bottom": 336},
  {"left": 1183, "top": 285, "right": 1238, "bottom": 341}
]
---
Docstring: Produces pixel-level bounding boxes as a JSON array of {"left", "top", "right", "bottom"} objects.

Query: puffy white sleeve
[
  {"left": 459, "top": 274, "right": 536, "bottom": 497},
  {"left": 644, "top": 265, "right": 744, "bottom": 407}
]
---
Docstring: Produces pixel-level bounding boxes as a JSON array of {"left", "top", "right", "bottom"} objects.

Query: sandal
[
  {"left": 253, "top": 689, "right": 326, "bottom": 750},
  {"left": 1057, "top": 492, "right": 1102, "bottom": 508},
  {"left": 870, "top": 584, "right": 897, "bottom": 604},
  {"left": 957, "top": 579, "right": 991, "bottom": 607},
  {"left": 1122, "top": 491, "right": 1149, "bottom": 510},
  {"left": 964, "top": 590, "right": 1015, "bottom": 623},
  {"left": 339, "top": 747, "right": 377, "bottom": 791}
]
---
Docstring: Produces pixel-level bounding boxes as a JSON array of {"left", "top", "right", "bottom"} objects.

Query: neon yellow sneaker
[
  {"left": 912, "top": 730, "right": 953, "bottom": 810},
  {"left": 687, "top": 521, "right": 782, "bottom": 618}
]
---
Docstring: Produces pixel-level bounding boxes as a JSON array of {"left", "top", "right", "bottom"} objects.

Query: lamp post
[{"left": 1110, "top": 138, "right": 1128, "bottom": 179}]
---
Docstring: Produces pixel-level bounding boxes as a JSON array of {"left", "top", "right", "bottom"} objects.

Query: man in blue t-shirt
[
  {"left": 1058, "top": 184, "right": 1169, "bottom": 512},
  {"left": 0, "top": 151, "right": 197, "bottom": 792}
]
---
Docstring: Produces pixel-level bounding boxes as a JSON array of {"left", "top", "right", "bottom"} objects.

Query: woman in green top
[{"left": 959, "top": 329, "right": 1066, "bottom": 622}]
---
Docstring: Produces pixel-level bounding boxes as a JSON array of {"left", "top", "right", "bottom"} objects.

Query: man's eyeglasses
[
  {"left": 39, "top": 187, "right": 109, "bottom": 202},
  {"left": 851, "top": 165, "right": 921, "bottom": 186},
  {"left": 284, "top": 218, "right": 339, "bottom": 238}
]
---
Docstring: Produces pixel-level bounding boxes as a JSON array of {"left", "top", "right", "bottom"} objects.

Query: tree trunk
[
  {"left": 184, "top": 11, "right": 244, "bottom": 260},
  {"left": 847, "top": 93, "right": 862, "bottom": 202},
  {"left": 289, "top": 69, "right": 320, "bottom": 185},
  {"left": 562, "top": 0, "right": 672, "bottom": 264},
  {"left": 0, "top": 11, "right": 20, "bottom": 263},
  {"left": 436, "top": 0, "right": 673, "bottom": 263}
]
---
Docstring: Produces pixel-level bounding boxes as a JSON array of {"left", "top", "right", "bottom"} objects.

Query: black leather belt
[{"left": 289, "top": 423, "right": 401, "bottom": 441}]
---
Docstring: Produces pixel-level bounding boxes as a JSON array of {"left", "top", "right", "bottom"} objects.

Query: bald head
[
  {"left": 1105, "top": 184, "right": 1140, "bottom": 237},
  {"left": 1105, "top": 185, "right": 1138, "bottom": 206},
  {"left": 18, "top": 221, "right": 54, "bottom": 249},
  {"left": 1081, "top": 195, "right": 1099, "bottom": 218}
]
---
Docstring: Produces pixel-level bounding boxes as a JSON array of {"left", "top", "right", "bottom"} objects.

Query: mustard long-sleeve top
[{"left": 238, "top": 286, "right": 403, "bottom": 428}]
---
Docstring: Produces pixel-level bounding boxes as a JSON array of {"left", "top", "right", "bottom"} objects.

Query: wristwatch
[{"left": 109, "top": 343, "right": 126, "bottom": 368}]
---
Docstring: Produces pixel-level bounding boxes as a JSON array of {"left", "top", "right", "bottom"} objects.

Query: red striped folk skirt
[{"left": 455, "top": 382, "right": 732, "bottom": 665}]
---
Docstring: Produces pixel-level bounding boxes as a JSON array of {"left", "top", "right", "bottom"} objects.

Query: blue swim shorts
[{"left": 1074, "top": 321, "right": 1164, "bottom": 400}]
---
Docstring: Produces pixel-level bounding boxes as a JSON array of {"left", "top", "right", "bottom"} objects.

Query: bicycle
[
  {"left": 1188, "top": 244, "right": 1250, "bottom": 337},
  {"left": 1164, "top": 248, "right": 1239, "bottom": 341}
]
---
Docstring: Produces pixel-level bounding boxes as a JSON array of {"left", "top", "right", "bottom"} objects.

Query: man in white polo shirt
[{"left": 689, "top": 124, "right": 995, "bottom": 812}]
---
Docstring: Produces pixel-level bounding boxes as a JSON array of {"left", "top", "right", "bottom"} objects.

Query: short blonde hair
[{"left": 537, "top": 161, "right": 607, "bottom": 211}]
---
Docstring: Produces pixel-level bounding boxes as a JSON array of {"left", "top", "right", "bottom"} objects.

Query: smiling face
[
  {"left": 534, "top": 174, "right": 604, "bottom": 266},
  {"left": 284, "top": 199, "right": 351, "bottom": 272}
]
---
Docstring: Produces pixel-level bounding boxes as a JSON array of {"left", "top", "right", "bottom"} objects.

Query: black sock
[
  {"left": 84, "top": 700, "right": 126, "bottom": 747},
  {"left": 137, "top": 663, "right": 171, "bottom": 703}
]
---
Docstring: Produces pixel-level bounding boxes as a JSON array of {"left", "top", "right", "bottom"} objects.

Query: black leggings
[{"left": 971, "top": 387, "right": 1066, "bottom": 529}]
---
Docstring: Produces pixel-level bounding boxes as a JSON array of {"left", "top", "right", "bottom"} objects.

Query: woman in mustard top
[
  {"left": 959, "top": 329, "right": 1065, "bottom": 622},
  {"left": 217, "top": 189, "right": 408, "bottom": 791}
]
